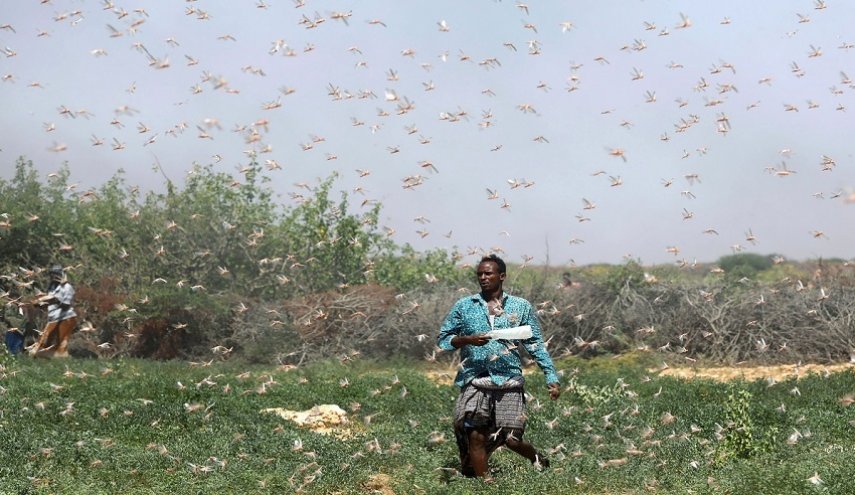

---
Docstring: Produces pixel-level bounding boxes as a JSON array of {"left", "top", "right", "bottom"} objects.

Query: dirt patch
[
  {"left": 363, "top": 473, "right": 396, "bottom": 495},
  {"left": 659, "top": 363, "right": 855, "bottom": 382},
  {"left": 261, "top": 404, "right": 354, "bottom": 437},
  {"left": 423, "top": 367, "right": 456, "bottom": 385},
  {"left": 424, "top": 361, "right": 855, "bottom": 385}
]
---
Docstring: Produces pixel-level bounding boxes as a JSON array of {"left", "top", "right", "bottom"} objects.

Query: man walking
[{"left": 437, "top": 254, "right": 560, "bottom": 480}]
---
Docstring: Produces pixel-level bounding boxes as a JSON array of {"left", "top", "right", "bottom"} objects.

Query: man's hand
[
  {"left": 548, "top": 383, "right": 561, "bottom": 401},
  {"left": 464, "top": 334, "right": 491, "bottom": 347},
  {"left": 452, "top": 334, "right": 491, "bottom": 348}
]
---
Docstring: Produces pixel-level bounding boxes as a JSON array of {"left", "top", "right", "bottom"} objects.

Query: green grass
[{"left": 2, "top": 352, "right": 855, "bottom": 494}]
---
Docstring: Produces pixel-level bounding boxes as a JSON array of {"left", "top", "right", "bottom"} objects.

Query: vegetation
[
  {"left": 717, "top": 253, "right": 774, "bottom": 282},
  {"left": 2, "top": 353, "right": 855, "bottom": 494},
  {"left": 2, "top": 157, "right": 855, "bottom": 367},
  {"left": 0, "top": 158, "right": 463, "bottom": 361},
  {"left": 4, "top": 158, "right": 855, "bottom": 493}
]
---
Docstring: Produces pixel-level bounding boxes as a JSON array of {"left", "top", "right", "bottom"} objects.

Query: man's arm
[
  {"left": 451, "top": 334, "right": 490, "bottom": 348},
  {"left": 36, "top": 295, "right": 56, "bottom": 307},
  {"left": 437, "top": 301, "right": 489, "bottom": 350},
  {"left": 520, "top": 302, "right": 561, "bottom": 390},
  {"left": 437, "top": 303, "right": 462, "bottom": 351}
]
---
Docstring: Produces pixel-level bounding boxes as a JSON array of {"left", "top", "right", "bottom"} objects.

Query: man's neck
[{"left": 480, "top": 288, "right": 503, "bottom": 302}]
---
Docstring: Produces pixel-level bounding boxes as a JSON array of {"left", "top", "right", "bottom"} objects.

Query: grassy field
[{"left": 2, "top": 351, "right": 855, "bottom": 494}]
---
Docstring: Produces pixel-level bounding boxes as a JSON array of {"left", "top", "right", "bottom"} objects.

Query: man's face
[{"left": 476, "top": 261, "right": 505, "bottom": 293}]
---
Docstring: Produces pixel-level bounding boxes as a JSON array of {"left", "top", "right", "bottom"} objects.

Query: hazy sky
[{"left": 1, "top": 0, "right": 854, "bottom": 267}]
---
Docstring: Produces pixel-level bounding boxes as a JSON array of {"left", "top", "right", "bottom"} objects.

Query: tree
[{"left": 717, "top": 253, "right": 773, "bottom": 281}]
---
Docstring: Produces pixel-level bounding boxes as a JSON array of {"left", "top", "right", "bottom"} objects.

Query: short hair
[
  {"left": 49, "top": 264, "right": 63, "bottom": 276},
  {"left": 480, "top": 254, "right": 506, "bottom": 274}
]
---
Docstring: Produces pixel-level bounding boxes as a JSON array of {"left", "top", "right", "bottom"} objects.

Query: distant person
[
  {"left": 30, "top": 265, "right": 77, "bottom": 358},
  {"left": 437, "top": 254, "right": 560, "bottom": 481},
  {"left": 559, "top": 271, "right": 581, "bottom": 289},
  {"left": 2, "top": 297, "right": 26, "bottom": 355}
]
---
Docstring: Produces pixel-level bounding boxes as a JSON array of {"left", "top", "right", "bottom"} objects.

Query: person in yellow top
[{"left": 30, "top": 265, "right": 77, "bottom": 358}]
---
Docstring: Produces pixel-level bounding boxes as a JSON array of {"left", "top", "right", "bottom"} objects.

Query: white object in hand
[{"left": 486, "top": 325, "right": 532, "bottom": 340}]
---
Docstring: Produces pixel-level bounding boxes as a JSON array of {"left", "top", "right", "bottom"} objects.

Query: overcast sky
[{"left": 1, "top": 0, "right": 854, "bottom": 267}]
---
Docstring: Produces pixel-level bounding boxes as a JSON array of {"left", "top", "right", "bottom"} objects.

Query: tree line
[{"left": 2, "top": 157, "right": 854, "bottom": 365}]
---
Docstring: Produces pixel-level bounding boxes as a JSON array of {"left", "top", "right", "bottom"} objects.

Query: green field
[{"left": 2, "top": 352, "right": 855, "bottom": 494}]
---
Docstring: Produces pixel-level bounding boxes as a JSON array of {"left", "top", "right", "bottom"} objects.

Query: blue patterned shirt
[{"left": 437, "top": 292, "right": 560, "bottom": 388}]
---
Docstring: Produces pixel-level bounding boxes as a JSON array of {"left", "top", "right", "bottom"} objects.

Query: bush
[
  {"left": 718, "top": 253, "right": 774, "bottom": 282},
  {"left": 604, "top": 259, "right": 647, "bottom": 296},
  {"left": 715, "top": 387, "right": 779, "bottom": 463},
  {"left": 0, "top": 159, "right": 404, "bottom": 361},
  {"left": 371, "top": 245, "right": 466, "bottom": 292}
]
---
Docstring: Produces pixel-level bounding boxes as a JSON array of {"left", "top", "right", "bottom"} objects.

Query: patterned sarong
[{"left": 453, "top": 376, "right": 527, "bottom": 468}]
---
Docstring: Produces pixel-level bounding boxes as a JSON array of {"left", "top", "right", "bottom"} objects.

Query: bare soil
[
  {"left": 658, "top": 362, "right": 855, "bottom": 382},
  {"left": 423, "top": 362, "right": 855, "bottom": 385},
  {"left": 363, "top": 473, "right": 396, "bottom": 495},
  {"left": 261, "top": 404, "right": 357, "bottom": 437}
]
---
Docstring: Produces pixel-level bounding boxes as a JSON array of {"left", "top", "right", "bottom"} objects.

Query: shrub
[
  {"left": 371, "top": 245, "right": 466, "bottom": 292},
  {"left": 605, "top": 259, "right": 647, "bottom": 296},
  {"left": 715, "top": 387, "right": 779, "bottom": 463},
  {"left": 717, "top": 253, "right": 774, "bottom": 282}
]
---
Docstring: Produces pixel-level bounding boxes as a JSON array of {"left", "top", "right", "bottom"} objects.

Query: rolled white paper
[{"left": 485, "top": 325, "right": 532, "bottom": 340}]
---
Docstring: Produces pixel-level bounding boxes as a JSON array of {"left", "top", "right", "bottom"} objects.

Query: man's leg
[
  {"left": 505, "top": 436, "right": 549, "bottom": 468},
  {"left": 505, "top": 436, "right": 536, "bottom": 461},
  {"left": 54, "top": 317, "right": 76, "bottom": 357},
  {"left": 30, "top": 321, "right": 58, "bottom": 355},
  {"left": 495, "top": 387, "right": 549, "bottom": 468},
  {"left": 453, "top": 420, "right": 474, "bottom": 477},
  {"left": 467, "top": 428, "right": 490, "bottom": 477}
]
